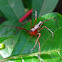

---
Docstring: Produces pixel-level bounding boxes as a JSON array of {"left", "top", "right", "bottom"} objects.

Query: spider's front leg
[
  {"left": 33, "top": 10, "right": 37, "bottom": 27},
  {"left": 22, "top": 10, "right": 37, "bottom": 29},
  {"left": 30, "top": 33, "right": 41, "bottom": 56},
  {"left": 22, "top": 19, "right": 32, "bottom": 29},
  {"left": 35, "top": 33, "right": 41, "bottom": 57}
]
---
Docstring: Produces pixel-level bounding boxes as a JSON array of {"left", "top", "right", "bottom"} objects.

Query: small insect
[{"left": 1, "top": 9, "right": 54, "bottom": 58}]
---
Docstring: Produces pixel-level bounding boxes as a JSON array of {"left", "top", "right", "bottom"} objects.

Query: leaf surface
[
  {"left": 32, "top": 0, "right": 59, "bottom": 16},
  {"left": 0, "top": 13, "right": 62, "bottom": 62},
  {"left": 0, "top": 0, "right": 25, "bottom": 20}
]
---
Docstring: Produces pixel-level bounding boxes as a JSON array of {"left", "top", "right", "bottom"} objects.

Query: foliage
[{"left": 0, "top": 0, "right": 62, "bottom": 62}]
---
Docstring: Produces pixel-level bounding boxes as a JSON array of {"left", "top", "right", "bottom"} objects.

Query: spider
[
  {"left": 1, "top": 9, "right": 54, "bottom": 57},
  {"left": 18, "top": 9, "right": 54, "bottom": 57}
]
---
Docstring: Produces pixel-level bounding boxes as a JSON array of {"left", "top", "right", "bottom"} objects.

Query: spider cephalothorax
[{"left": 29, "top": 21, "right": 43, "bottom": 36}]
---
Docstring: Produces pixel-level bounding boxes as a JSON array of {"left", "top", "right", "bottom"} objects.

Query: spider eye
[
  {"left": 39, "top": 24, "right": 41, "bottom": 26},
  {"left": 30, "top": 30, "right": 32, "bottom": 32}
]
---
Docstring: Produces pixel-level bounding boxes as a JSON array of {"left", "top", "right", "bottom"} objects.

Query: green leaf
[
  {"left": 0, "top": 36, "right": 13, "bottom": 43},
  {"left": 0, "top": 0, "right": 61, "bottom": 62},
  {"left": 0, "top": 55, "right": 3, "bottom": 60},
  {"left": 0, "top": 0, "right": 25, "bottom": 20},
  {"left": 22, "top": 0, "right": 32, "bottom": 9},
  {"left": 0, "top": 13, "right": 62, "bottom": 62},
  {"left": 32, "top": 0, "right": 59, "bottom": 16},
  {"left": 0, "top": 10, "right": 4, "bottom": 17}
]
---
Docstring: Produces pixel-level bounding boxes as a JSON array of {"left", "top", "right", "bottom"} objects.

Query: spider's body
[{"left": 29, "top": 21, "right": 43, "bottom": 36}]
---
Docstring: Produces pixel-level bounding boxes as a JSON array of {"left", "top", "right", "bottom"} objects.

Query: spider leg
[
  {"left": 38, "top": 39, "right": 41, "bottom": 56},
  {"left": 13, "top": 28, "right": 20, "bottom": 35},
  {"left": 35, "top": 33, "right": 41, "bottom": 57},
  {"left": 11, "top": 28, "right": 21, "bottom": 48},
  {"left": 1, "top": 25, "right": 29, "bottom": 32},
  {"left": 22, "top": 19, "right": 32, "bottom": 29},
  {"left": 31, "top": 33, "right": 41, "bottom": 56},
  {"left": 38, "top": 26, "right": 54, "bottom": 39},
  {"left": 33, "top": 10, "right": 37, "bottom": 27},
  {"left": 43, "top": 17, "right": 55, "bottom": 24},
  {"left": 22, "top": 10, "right": 38, "bottom": 29},
  {"left": 38, "top": 18, "right": 56, "bottom": 30}
]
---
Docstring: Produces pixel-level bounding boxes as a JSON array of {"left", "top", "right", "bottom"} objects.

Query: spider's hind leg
[{"left": 38, "top": 26, "right": 54, "bottom": 39}]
